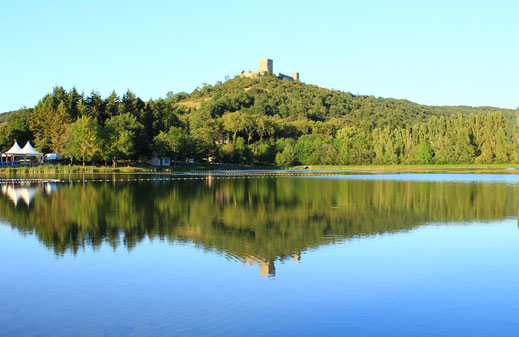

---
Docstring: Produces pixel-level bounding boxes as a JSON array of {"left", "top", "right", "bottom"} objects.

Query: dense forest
[{"left": 0, "top": 75, "right": 517, "bottom": 166}]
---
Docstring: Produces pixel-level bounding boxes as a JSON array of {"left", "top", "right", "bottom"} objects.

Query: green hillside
[
  {"left": 172, "top": 75, "right": 514, "bottom": 128},
  {"left": 0, "top": 75, "right": 517, "bottom": 166}
]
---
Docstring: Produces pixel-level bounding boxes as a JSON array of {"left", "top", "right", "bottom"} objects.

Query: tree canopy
[{"left": 0, "top": 76, "right": 516, "bottom": 166}]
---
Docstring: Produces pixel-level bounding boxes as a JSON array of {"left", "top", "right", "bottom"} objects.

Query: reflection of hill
[{"left": 0, "top": 178, "right": 516, "bottom": 265}]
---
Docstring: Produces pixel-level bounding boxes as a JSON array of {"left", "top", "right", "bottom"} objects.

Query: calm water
[{"left": 2, "top": 172, "right": 519, "bottom": 336}]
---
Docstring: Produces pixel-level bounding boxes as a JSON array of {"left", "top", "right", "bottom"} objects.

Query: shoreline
[{"left": 0, "top": 163, "right": 519, "bottom": 176}]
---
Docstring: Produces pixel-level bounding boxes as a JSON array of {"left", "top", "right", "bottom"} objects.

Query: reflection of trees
[{"left": 0, "top": 178, "right": 516, "bottom": 264}]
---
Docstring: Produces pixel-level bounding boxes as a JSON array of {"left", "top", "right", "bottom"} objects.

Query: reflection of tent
[
  {"left": 3, "top": 185, "right": 20, "bottom": 206},
  {"left": 2, "top": 185, "right": 39, "bottom": 206},
  {"left": 1, "top": 183, "right": 59, "bottom": 206},
  {"left": 18, "top": 187, "right": 39, "bottom": 205}
]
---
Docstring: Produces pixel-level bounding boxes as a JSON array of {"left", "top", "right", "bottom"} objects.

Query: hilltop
[
  {"left": 170, "top": 75, "right": 514, "bottom": 129},
  {"left": 0, "top": 75, "right": 517, "bottom": 166}
]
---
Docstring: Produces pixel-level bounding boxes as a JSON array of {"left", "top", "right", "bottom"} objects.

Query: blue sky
[{"left": 1, "top": 0, "right": 517, "bottom": 112}]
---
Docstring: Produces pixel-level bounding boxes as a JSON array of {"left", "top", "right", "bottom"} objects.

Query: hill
[
  {"left": 172, "top": 75, "right": 514, "bottom": 129},
  {"left": 0, "top": 75, "right": 517, "bottom": 166}
]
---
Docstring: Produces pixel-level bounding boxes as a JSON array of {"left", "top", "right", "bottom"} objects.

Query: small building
[{"left": 151, "top": 157, "right": 170, "bottom": 167}]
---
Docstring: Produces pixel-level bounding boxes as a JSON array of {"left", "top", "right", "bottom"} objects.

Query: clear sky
[{"left": 1, "top": 0, "right": 517, "bottom": 112}]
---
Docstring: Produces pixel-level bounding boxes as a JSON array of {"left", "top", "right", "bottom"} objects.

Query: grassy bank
[
  {"left": 0, "top": 165, "right": 152, "bottom": 175},
  {"left": 288, "top": 164, "right": 519, "bottom": 170},
  {"left": 0, "top": 163, "right": 276, "bottom": 175},
  {"left": 1, "top": 163, "right": 519, "bottom": 176}
]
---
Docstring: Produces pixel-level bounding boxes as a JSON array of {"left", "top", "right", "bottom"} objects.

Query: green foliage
[
  {"left": 415, "top": 141, "right": 434, "bottom": 164},
  {"left": 65, "top": 116, "right": 100, "bottom": 165},
  {"left": 0, "top": 79, "right": 516, "bottom": 166},
  {"left": 293, "top": 134, "right": 326, "bottom": 165},
  {"left": 275, "top": 139, "right": 297, "bottom": 166},
  {"left": 334, "top": 126, "right": 373, "bottom": 165},
  {"left": 6, "top": 108, "right": 33, "bottom": 147},
  {"left": 154, "top": 126, "right": 192, "bottom": 163},
  {"left": 250, "top": 140, "right": 277, "bottom": 165},
  {"left": 102, "top": 113, "right": 143, "bottom": 166}
]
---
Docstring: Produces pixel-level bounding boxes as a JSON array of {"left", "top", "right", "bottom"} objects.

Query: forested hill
[
  {"left": 0, "top": 75, "right": 517, "bottom": 166},
  {"left": 171, "top": 75, "right": 514, "bottom": 129}
]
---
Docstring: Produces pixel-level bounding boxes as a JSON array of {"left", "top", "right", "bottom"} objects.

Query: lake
[{"left": 1, "top": 171, "right": 519, "bottom": 336}]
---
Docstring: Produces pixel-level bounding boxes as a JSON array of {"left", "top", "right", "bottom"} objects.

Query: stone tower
[
  {"left": 292, "top": 72, "right": 300, "bottom": 81},
  {"left": 259, "top": 59, "right": 273, "bottom": 74}
]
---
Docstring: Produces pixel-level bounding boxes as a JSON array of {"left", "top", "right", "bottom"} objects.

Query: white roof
[
  {"left": 20, "top": 141, "right": 42, "bottom": 156},
  {"left": 6, "top": 141, "right": 22, "bottom": 154}
]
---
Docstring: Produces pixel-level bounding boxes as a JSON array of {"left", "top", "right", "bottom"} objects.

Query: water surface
[{"left": 1, "top": 173, "right": 519, "bottom": 336}]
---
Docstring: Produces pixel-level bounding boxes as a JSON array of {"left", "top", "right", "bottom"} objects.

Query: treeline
[{"left": 0, "top": 76, "right": 516, "bottom": 166}]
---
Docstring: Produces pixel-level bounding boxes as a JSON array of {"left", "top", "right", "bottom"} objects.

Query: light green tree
[{"left": 65, "top": 116, "right": 100, "bottom": 166}]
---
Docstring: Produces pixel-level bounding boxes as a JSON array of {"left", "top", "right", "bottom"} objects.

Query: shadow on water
[{"left": 1, "top": 175, "right": 518, "bottom": 276}]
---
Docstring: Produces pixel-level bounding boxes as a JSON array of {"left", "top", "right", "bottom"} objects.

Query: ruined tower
[
  {"left": 240, "top": 59, "right": 298, "bottom": 80},
  {"left": 259, "top": 59, "right": 273, "bottom": 74}
]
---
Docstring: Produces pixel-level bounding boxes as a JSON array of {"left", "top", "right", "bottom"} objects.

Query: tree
[
  {"left": 7, "top": 109, "right": 33, "bottom": 146},
  {"left": 334, "top": 126, "right": 372, "bottom": 165},
  {"left": 513, "top": 108, "right": 519, "bottom": 163},
  {"left": 153, "top": 126, "right": 190, "bottom": 164},
  {"left": 82, "top": 91, "right": 106, "bottom": 122},
  {"left": 189, "top": 110, "right": 218, "bottom": 161},
  {"left": 310, "top": 143, "right": 337, "bottom": 165},
  {"left": 476, "top": 112, "right": 508, "bottom": 163},
  {"left": 105, "top": 91, "right": 121, "bottom": 120},
  {"left": 415, "top": 141, "right": 433, "bottom": 164},
  {"left": 31, "top": 97, "right": 71, "bottom": 153},
  {"left": 102, "top": 113, "right": 143, "bottom": 167},
  {"left": 294, "top": 134, "right": 326, "bottom": 165},
  {"left": 65, "top": 116, "right": 100, "bottom": 166},
  {"left": 255, "top": 115, "right": 276, "bottom": 141}
]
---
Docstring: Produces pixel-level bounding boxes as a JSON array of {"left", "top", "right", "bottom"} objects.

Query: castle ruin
[{"left": 240, "top": 59, "right": 299, "bottom": 81}]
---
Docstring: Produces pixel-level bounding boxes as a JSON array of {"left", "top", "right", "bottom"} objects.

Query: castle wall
[
  {"left": 278, "top": 73, "right": 295, "bottom": 81},
  {"left": 240, "top": 70, "right": 257, "bottom": 78}
]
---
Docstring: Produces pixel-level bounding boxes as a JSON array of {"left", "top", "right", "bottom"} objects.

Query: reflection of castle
[
  {"left": 243, "top": 253, "right": 300, "bottom": 277},
  {"left": 243, "top": 258, "right": 276, "bottom": 277},
  {"left": 240, "top": 59, "right": 299, "bottom": 81}
]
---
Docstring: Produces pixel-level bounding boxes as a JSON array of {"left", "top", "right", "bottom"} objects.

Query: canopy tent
[
  {"left": 6, "top": 141, "right": 22, "bottom": 155},
  {"left": 20, "top": 141, "right": 42, "bottom": 157},
  {"left": 2, "top": 140, "right": 43, "bottom": 164}
]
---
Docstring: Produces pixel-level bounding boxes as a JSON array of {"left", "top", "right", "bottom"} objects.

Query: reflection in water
[
  {"left": 1, "top": 182, "right": 60, "bottom": 207},
  {"left": 2, "top": 184, "right": 38, "bottom": 206},
  {"left": 0, "top": 176, "right": 517, "bottom": 276}
]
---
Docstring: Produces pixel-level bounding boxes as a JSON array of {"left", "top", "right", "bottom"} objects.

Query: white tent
[
  {"left": 20, "top": 141, "right": 42, "bottom": 157},
  {"left": 2, "top": 141, "right": 42, "bottom": 163},
  {"left": 6, "top": 141, "right": 22, "bottom": 155}
]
